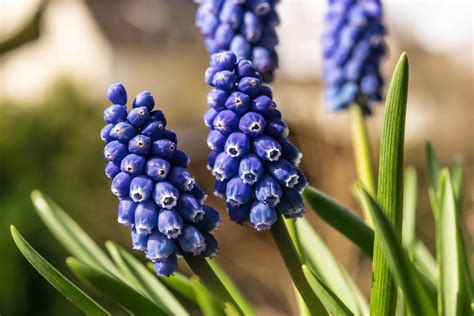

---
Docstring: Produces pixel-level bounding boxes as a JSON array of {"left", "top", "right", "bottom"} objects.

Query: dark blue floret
[
  {"left": 322, "top": 0, "right": 386, "bottom": 113},
  {"left": 203, "top": 51, "right": 308, "bottom": 230},
  {"left": 195, "top": 0, "right": 279, "bottom": 81},
  {"left": 101, "top": 84, "right": 220, "bottom": 276}
]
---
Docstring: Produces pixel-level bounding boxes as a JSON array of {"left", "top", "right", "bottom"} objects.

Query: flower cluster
[
  {"left": 322, "top": 0, "right": 386, "bottom": 113},
  {"left": 101, "top": 83, "right": 220, "bottom": 276},
  {"left": 203, "top": 51, "right": 307, "bottom": 231},
  {"left": 195, "top": 0, "right": 279, "bottom": 82}
]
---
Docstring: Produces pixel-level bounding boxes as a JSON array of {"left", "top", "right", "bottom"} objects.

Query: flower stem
[
  {"left": 271, "top": 215, "right": 328, "bottom": 315},
  {"left": 183, "top": 253, "right": 243, "bottom": 315},
  {"left": 350, "top": 102, "right": 376, "bottom": 227}
]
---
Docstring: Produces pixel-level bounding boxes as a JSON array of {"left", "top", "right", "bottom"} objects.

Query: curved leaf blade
[
  {"left": 191, "top": 276, "right": 226, "bottom": 316},
  {"left": 66, "top": 257, "right": 167, "bottom": 315},
  {"left": 10, "top": 226, "right": 110, "bottom": 316}
]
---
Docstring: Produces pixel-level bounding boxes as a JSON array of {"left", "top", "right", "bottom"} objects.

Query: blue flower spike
[
  {"left": 101, "top": 83, "right": 220, "bottom": 276},
  {"left": 203, "top": 51, "right": 308, "bottom": 230},
  {"left": 322, "top": 0, "right": 386, "bottom": 113},
  {"left": 196, "top": 0, "right": 280, "bottom": 81}
]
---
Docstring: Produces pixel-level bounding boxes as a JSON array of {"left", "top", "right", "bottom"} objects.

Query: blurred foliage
[{"left": 0, "top": 80, "right": 118, "bottom": 315}]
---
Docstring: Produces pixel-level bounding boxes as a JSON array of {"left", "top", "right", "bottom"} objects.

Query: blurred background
[{"left": 0, "top": 0, "right": 472, "bottom": 315}]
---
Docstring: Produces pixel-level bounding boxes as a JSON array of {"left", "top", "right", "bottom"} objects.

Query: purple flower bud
[
  {"left": 226, "top": 201, "right": 251, "bottom": 224},
  {"left": 128, "top": 134, "right": 151, "bottom": 155},
  {"left": 205, "top": 67, "right": 219, "bottom": 86},
  {"left": 131, "top": 228, "right": 149, "bottom": 251},
  {"left": 154, "top": 253, "right": 178, "bottom": 277},
  {"left": 211, "top": 51, "right": 238, "bottom": 71},
  {"left": 207, "top": 89, "right": 229, "bottom": 110},
  {"left": 120, "top": 154, "right": 146, "bottom": 176},
  {"left": 219, "top": 2, "right": 243, "bottom": 29},
  {"left": 214, "top": 179, "right": 228, "bottom": 199},
  {"left": 150, "top": 110, "right": 167, "bottom": 127},
  {"left": 225, "top": 92, "right": 250, "bottom": 114},
  {"left": 264, "top": 118, "right": 288, "bottom": 139},
  {"left": 105, "top": 161, "right": 120, "bottom": 179},
  {"left": 239, "top": 153, "right": 264, "bottom": 185},
  {"left": 104, "top": 105, "right": 127, "bottom": 124},
  {"left": 169, "top": 150, "right": 190, "bottom": 168},
  {"left": 127, "top": 106, "right": 150, "bottom": 128},
  {"left": 168, "top": 167, "right": 195, "bottom": 192},
  {"left": 111, "top": 172, "right": 132, "bottom": 197},
  {"left": 243, "top": 12, "right": 262, "bottom": 42},
  {"left": 110, "top": 122, "right": 136, "bottom": 143},
  {"left": 255, "top": 174, "right": 282, "bottom": 207},
  {"left": 293, "top": 169, "right": 308, "bottom": 193},
  {"left": 130, "top": 175, "right": 154, "bottom": 202},
  {"left": 163, "top": 129, "right": 178, "bottom": 145},
  {"left": 141, "top": 121, "right": 165, "bottom": 140},
  {"left": 204, "top": 108, "right": 219, "bottom": 128},
  {"left": 202, "top": 232, "right": 219, "bottom": 258},
  {"left": 237, "top": 77, "right": 260, "bottom": 98},
  {"left": 147, "top": 232, "right": 175, "bottom": 261},
  {"left": 151, "top": 139, "right": 176, "bottom": 159},
  {"left": 176, "top": 194, "right": 204, "bottom": 223},
  {"left": 259, "top": 84, "right": 273, "bottom": 98},
  {"left": 190, "top": 184, "right": 208, "bottom": 202},
  {"left": 107, "top": 83, "right": 127, "bottom": 105},
  {"left": 118, "top": 198, "right": 137, "bottom": 227},
  {"left": 134, "top": 201, "right": 158, "bottom": 234},
  {"left": 252, "top": 47, "right": 274, "bottom": 75},
  {"left": 230, "top": 35, "right": 251, "bottom": 59},
  {"left": 215, "top": 23, "right": 235, "bottom": 49},
  {"left": 154, "top": 181, "right": 179, "bottom": 209},
  {"left": 133, "top": 91, "right": 155, "bottom": 111},
  {"left": 268, "top": 159, "right": 299, "bottom": 188},
  {"left": 226, "top": 177, "right": 252, "bottom": 206},
  {"left": 212, "top": 110, "right": 239, "bottom": 136},
  {"left": 145, "top": 158, "right": 170, "bottom": 181},
  {"left": 100, "top": 124, "right": 115, "bottom": 143},
  {"left": 200, "top": 13, "right": 219, "bottom": 37},
  {"left": 225, "top": 132, "right": 250, "bottom": 158},
  {"left": 280, "top": 139, "right": 302, "bottom": 166},
  {"left": 207, "top": 150, "right": 219, "bottom": 170},
  {"left": 236, "top": 59, "right": 258, "bottom": 78},
  {"left": 178, "top": 225, "right": 207, "bottom": 255},
  {"left": 212, "top": 70, "right": 237, "bottom": 90},
  {"left": 277, "top": 188, "right": 305, "bottom": 218},
  {"left": 207, "top": 130, "right": 227, "bottom": 151},
  {"left": 250, "top": 95, "right": 274, "bottom": 115},
  {"left": 212, "top": 152, "right": 239, "bottom": 181},
  {"left": 249, "top": 201, "right": 277, "bottom": 231},
  {"left": 197, "top": 205, "right": 221, "bottom": 232},
  {"left": 239, "top": 112, "right": 266, "bottom": 137},
  {"left": 158, "top": 209, "right": 184, "bottom": 239},
  {"left": 252, "top": 135, "right": 281, "bottom": 161},
  {"left": 248, "top": 0, "right": 272, "bottom": 16}
]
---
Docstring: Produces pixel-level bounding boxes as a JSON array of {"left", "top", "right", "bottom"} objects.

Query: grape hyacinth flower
[
  {"left": 203, "top": 51, "right": 308, "bottom": 231},
  {"left": 322, "top": 0, "right": 386, "bottom": 113},
  {"left": 101, "top": 83, "right": 220, "bottom": 276},
  {"left": 195, "top": 0, "right": 280, "bottom": 81}
]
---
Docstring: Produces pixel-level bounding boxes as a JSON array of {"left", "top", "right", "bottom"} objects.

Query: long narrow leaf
[
  {"left": 66, "top": 257, "right": 167, "bottom": 315},
  {"left": 105, "top": 242, "right": 188, "bottom": 315},
  {"left": 412, "top": 241, "right": 437, "bottom": 284},
  {"left": 402, "top": 167, "right": 417, "bottom": 250},
  {"left": 302, "top": 265, "right": 354, "bottom": 316},
  {"left": 302, "top": 187, "right": 373, "bottom": 256},
  {"left": 371, "top": 52, "right": 409, "bottom": 316},
  {"left": 425, "top": 142, "right": 441, "bottom": 214},
  {"left": 11, "top": 226, "right": 110, "bottom": 316},
  {"left": 357, "top": 186, "right": 436, "bottom": 315},
  {"left": 296, "top": 218, "right": 369, "bottom": 315},
  {"left": 156, "top": 267, "right": 197, "bottom": 304},
  {"left": 191, "top": 276, "right": 226, "bottom": 316},
  {"left": 438, "top": 171, "right": 470, "bottom": 315},
  {"left": 31, "top": 191, "right": 120, "bottom": 277}
]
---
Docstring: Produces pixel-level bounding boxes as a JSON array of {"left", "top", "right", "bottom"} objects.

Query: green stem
[
  {"left": 350, "top": 102, "right": 376, "bottom": 227},
  {"left": 270, "top": 215, "right": 328, "bottom": 315},
  {"left": 370, "top": 53, "right": 409, "bottom": 316},
  {"left": 182, "top": 253, "right": 243, "bottom": 315}
]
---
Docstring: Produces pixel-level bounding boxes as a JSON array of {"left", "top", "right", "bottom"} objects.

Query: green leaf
[
  {"left": 302, "top": 265, "right": 354, "bottom": 316},
  {"left": 402, "top": 167, "right": 417, "bottom": 251},
  {"left": 206, "top": 259, "right": 256, "bottom": 316},
  {"left": 156, "top": 267, "right": 197, "bottom": 304},
  {"left": 425, "top": 142, "right": 441, "bottom": 215},
  {"left": 438, "top": 170, "right": 471, "bottom": 315},
  {"left": 371, "top": 52, "right": 409, "bottom": 316},
  {"left": 10, "top": 226, "right": 110, "bottom": 316},
  {"left": 302, "top": 187, "right": 373, "bottom": 256},
  {"left": 66, "top": 257, "right": 167, "bottom": 315},
  {"left": 357, "top": 185, "right": 437, "bottom": 316},
  {"left": 450, "top": 159, "right": 464, "bottom": 214},
  {"left": 31, "top": 191, "right": 120, "bottom": 277},
  {"left": 412, "top": 241, "right": 437, "bottom": 285},
  {"left": 191, "top": 276, "right": 226, "bottom": 316},
  {"left": 105, "top": 241, "right": 188, "bottom": 315},
  {"left": 296, "top": 218, "right": 369, "bottom": 315}
]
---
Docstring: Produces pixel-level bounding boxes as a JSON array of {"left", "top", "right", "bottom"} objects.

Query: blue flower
[
  {"left": 196, "top": 1, "right": 279, "bottom": 81},
  {"left": 203, "top": 51, "right": 308, "bottom": 230},
  {"left": 322, "top": 0, "right": 386, "bottom": 113},
  {"left": 102, "top": 84, "right": 220, "bottom": 276}
]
